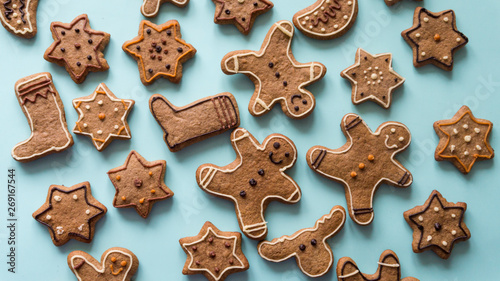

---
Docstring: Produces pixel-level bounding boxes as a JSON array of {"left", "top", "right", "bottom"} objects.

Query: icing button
[
  {"left": 134, "top": 179, "right": 143, "bottom": 187},
  {"left": 249, "top": 179, "right": 257, "bottom": 186},
  {"left": 299, "top": 244, "right": 306, "bottom": 251}
]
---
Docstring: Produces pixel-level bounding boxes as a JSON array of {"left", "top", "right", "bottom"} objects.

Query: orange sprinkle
[
  {"left": 121, "top": 99, "right": 128, "bottom": 109},
  {"left": 96, "top": 91, "right": 106, "bottom": 95},
  {"left": 350, "top": 171, "right": 357, "bottom": 178},
  {"left": 98, "top": 113, "right": 106, "bottom": 120},
  {"left": 75, "top": 122, "right": 82, "bottom": 133},
  {"left": 151, "top": 189, "right": 156, "bottom": 194},
  {"left": 359, "top": 163, "right": 365, "bottom": 170},
  {"left": 434, "top": 34, "right": 441, "bottom": 41},
  {"left": 139, "top": 198, "right": 145, "bottom": 204},
  {"left": 148, "top": 171, "right": 153, "bottom": 176},
  {"left": 117, "top": 126, "right": 125, "bottom": 135},
  {"left": 116, "top": 175, "right": 121, "bottom": 181},
  {"left": 121, "top": 261, "right": 127, "bottom": 266},
  {"left": 368, "top": 155, "right": 375, "bottom": 161},
  {"left": 75, "top": 101, "right": 82, "bottom": 109},
  {"left": 111, "top": 257, "right": 117, "bottom": 262},
  {"left": 121, "top": 196, "right": 126, "bottom": 201}
]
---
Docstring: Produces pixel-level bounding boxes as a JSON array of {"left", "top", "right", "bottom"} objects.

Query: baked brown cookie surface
[
  {"left": 211, "top": 0, "right": 273, "bottom": 35},
  {"left": 384, "top": 0, "right": 422, "bottom": 6},
  {"left": 0, "top": 0, "right": 39, "bottom": 38},
  {"left": 141, "top": 0, "right": 189, "bottom": 18}
]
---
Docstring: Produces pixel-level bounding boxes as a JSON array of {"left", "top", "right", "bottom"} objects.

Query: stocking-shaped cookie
[
  {"left": 0, "top": 0, "right": 39, "bottom": 38},
  {"left": 307, "top": 114, "right": 412, "bottom": 225},
  {"left": 68, "top": 247, "right": 138, "bottom": 281},
  {"left": 141, "top": 0, "right": 189, "bottom": 17},
  {"left": 196, "top": 128, "right": 301, "bottom": 240},
  {"left": 258, "top": 205, "right": 345, "bottom": 277}
]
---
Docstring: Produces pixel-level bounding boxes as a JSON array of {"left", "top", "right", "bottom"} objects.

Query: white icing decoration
[
  {"left": 338, "top": 270, "right": 360, "bottom": 279},
  {"left": 391, "top": 128, "right": 396, "bottom": 133},
  {"left": 464, "top": 135, "right": 471, "bottom": 142},
  {"left": 348, "top": 1, "right": 352, "bottom": 5},
  {"left": 434, "top": 207, "right": 439, "bottom": 212},
  {"left": 453, "top": 128, "right": 458, "bottom": 135},
  {"left": 456, "top": 37, "right": 461, "bottom": 42},
  {"left": 476, "top": 145, "right": 482, "bottom": 151},
  {"left": 54, "top": 196, "right": 62, "bottom": 202},
  {"left": 83, "top": 123, "right": 88, "bottom": 128},
  {"left": 451, "top": 230, "right": 457, "bottom": 235},
  {"left": 427, "top": 235, "right": 432, "bottom": 241},
  {"left": 450, "top": 145, "right": 455, "bottom": 152},
  {"left": 421, "top": 52, "right": 426, "bottom": 57},
  {"left": 114, "top": 107, "right": 119, "bottom": 112},
  {"left": 314, "top": 11, "right": 318, "bottom": 16},
  {"left": 371, "top": 73, "right": 378, "bottom": 80},
  {"left": 343, "top": 15, "right": 348, "bottom": 20},
  {"left": 321, "top": 28, "right": 326, "bottom": 33},
  {"left": 70, "top": 249, "right": 134, "bottom": 281},
  {"left": 424, "top": 17, "right": 429, "bottom": 22},
  {"left": 444, "top": 17, "right": 449, "bottom": 22},
  {"left": 418, "top": 215, "right": 423, "bottom": 222},
  {"left": 86, "top": 209, "right": 90, "bottom": 215},
  {"left": 334, "top": 24, "right": 339, "bottom": 29},
  {"left": 56, "top": 226, "right": 64, "bottom": 235},
  {"left": 474, "top": 128, "right": 480, "bottom": 133},
  {"left": 442, "top": 241, "right": 448, "bottom": 246},
  {"left": 463, "top": 124, "right": 469, "bottom": 129},
  {"left": 141, "top": 0, "right": 188, "bottom": 17},
  {"left": 73, "top": 194, "right": 78, "bottom": 200},
  {"left": 46, "top": 215, "right": 52, "bottom": 220},
  {"left": 464, "top": 151, "right": 469, "bottom": 156},
  {"left": 452, "top": 214, "right": 456, "bottom": 218},
  {"left": 97, "top": 130, "right": 103, "bottom": 135},
  {"left": 399, "top": 137, "right": 404, "bottom": 142},
  {"left": 377, "top": 262, "right": 400, "bottom": 268},
  {"left": 415, "top": 33, "right": 421, "bottom": 38},
  {"left": 443, "top": 56, "right": 449, "bottom": 60},
  {"left": 86, "top": 105, "right": 90, "bottom": 110},
  {"left": 0, "top": 0, "right": 34, "bottom": 35},
  {"left": 98, "top": 100, "right": 103, "bottom": 105},
  {"left": 114, "top": 125, "right": 119, "bottom": 130},
  {"left": 238, "top": 0, "right": 244, "bottom": 3},
  {"left": 78, "top": 224, "right": 84, "bottom": 231}
]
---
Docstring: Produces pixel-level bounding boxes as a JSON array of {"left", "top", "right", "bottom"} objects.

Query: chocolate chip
[
  {"left": 283, "top": 81, "right": 288, "bottom": 87},
  {"left": 299, "top": 244, "right": 306, "bottom": 251},
  {"left": 75, "top": 28, "right": 80, "bottom": 33},
  {"left": 394, "top": 78, "right": 398, "bottom": 82},
  {"left": 192, "top": 246, "right": 197, "bottom": 251},
  {"left": 61, "top": 31, "right": 65, "bottom": 35},
  {"left": 75, "top": 43, "right": 81, "bottom": 49},
  {"left": 76, "top": 62, "right": 81, "bottom": 66},
  {"left": 249, "top": 179, "right": 257, "bottom": 186},
  {"left": 164, "top": 50, "right": 169, "bottom": 55},
  {"left": 87, "top": 55, "right": 92, "bottom": 60},
  {"left": 136, "top": 46, "right": 141, "bottom": 50},
  {"left": 229, "top": 259, "right": 234, "bottom": 265},
  {"left": 134, "top": 179, "right": 143, "bottom": 187},
  {"left": 285, "top": 152, "right": 290, "bottom": 157},
  {"left": 208, "top": 237, "right": 213, "bottom": 243},
  {"left": 177, "top": 47, "right": 183, "bottom": 53},
  {"left": 147, "top": 29, "right": 151, "bottom": 34},
  {"left": 88, "top": 39, "right": 93, "bottom": 44},
  {"left": 215, "top": 267, "right": 220, "bottom": 273},
  {"left": 60, "top": 48, "right": 65, "bottom": 52},
  {"left": 148, "top": 68, "right": 153, "bottom": 73},
  {"left": 158, "top": 56, "right": 162, "bottom": 61},
  {"left": 352, "top": 72, "right": 356, "bottom": 76},
  {"left": 268, "top": 62, "right": 274, "bottom": 68},
  {"left": 156, "top": 46, "right": 162, "bottom": 53},
  {"left": 161, "top": 39, "right": 167, "bottom": 45},
  {"left": 275, "top": 72, "right": 280, "bottom": 78},
  {"left": 273, "top": 142, "right": 280, "bottom": 149},
  {"left": 258, "top": 169, "right": 264, "bottom": 176},
  {"left": 382, "top": 96, "right": 386, "bottom": 99},
  {"left": 360, "top": 92, "right": 364, "bottom": 96},
  {"left": 434, "top": 223, "right": 442, "bottom": 231},
  {"left": 152, "top": 43, "right": 157, "bottom": 47},
  {"left": 195, "top": 261, "right": 201, "bottom": 265},
  {"left": 150, "top": 54, "right": 156, "bottom": 59},
  {"left": 254, "top": 2, "right": 258, "bottom": 6},
  {"left": 224, "top": 242, "right": 231, "bottom": 248},
  {"left": 302, "top": 100, "right": 307, "bottom": 105},
  {"left": 294, "top": 106, "right": 299, "bottom": 111},
  {"left": 225, "top": 9, "right": 230, "bottom": 15},
  {"left": 149, "top": 48, "right": 154, "bottom": 53},
  {"left": 166, "top": 64, "right": 171, "bottom": 70},
  {"left": 385, "top": 58, "right": 389, "bottom": 62},
  {"left": 166, "top": 30, "right": 172, "bottom": 36},
  {"left": 364, "top": 56, "right": 367, "bottom": 60},
  {"left": 242, "top": 17, "right": 246, "bottom": 21},
  {"left": 209, "top": 251, "right": 216, "bottom": 258},
  {"left": 311, "top": 239, "right": 317, "bottom": 246},
  {"left": 240, "top": 191, "right": 246, "bottom": 197}
]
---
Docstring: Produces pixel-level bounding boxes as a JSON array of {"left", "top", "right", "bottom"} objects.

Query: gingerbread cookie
[
  {"left": 384, "top": 0, "right": 422, "bottom": 6},
  {"left": 123, "top": 20, "right": 196, "bottom": 85},
  {"left": 44, "top": 14, "right": 110, "bottom": 84},
  {"left": 141, "top": 0, "right": 189, "bottom": 18},
  {"left": 32, "top": 182, "right": 107, "bottom": 246},
  {"left": 108, "top": 150, "right": 174, "bottom": 218},
  {"left": 293, "top": 0, "right": 358, "bottom": 40},
  {"left": 341, "top": 48, "right": 405, "bottom": 109},
  {"left": 307, "top": 113, "right": 412, "bottom": 225},
  {"left": 211, "top": 0, "right": 273, "bottom": 35},
  {"left": 222, "top": 20, "right": 326, "bottom": 119},
  {"left": 404, "top": 190, "right": 471, "bottom": 259},
  {"left": 337, "top": 250, "right": 419, "bottom": 281},
  {"left": 258, "top": 206, "right": 345, "bottom": 277},
  {"left": 12, "top": 72, "right": 73, "bottom": 162},
  {"left": 401, "top": 7, "right": 468, "bottom": 71},
  {"left": 179, "top": 221, "right": 249, "bottom": 281},
  {"left": 434, "top": 105, "right": 494, "bottom": 174},
  {"left": 196, "top": 128, "right": 301, "bottom": 240},
  {"left": 68, "top": 247, "right": 139, "bottom": 281},
  {"left": 0, "top": 0, "right": 39, "bottom": 38},
  {"left": 150, "top": 93, "right": 239, "bottom": 152}
]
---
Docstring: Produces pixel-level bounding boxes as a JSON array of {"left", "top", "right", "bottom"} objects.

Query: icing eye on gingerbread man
[
  {"left": 267, "top": 138, "right": 295, "bottom": 167},
  {"left": 381, "top": 124, "right": 411, "bottom": 149},
  {"left": 107, "top": 255, "right": 130, "bottom": 276},
  {"left": 288, "top": 94, "right": 313, "bottom": 115}
]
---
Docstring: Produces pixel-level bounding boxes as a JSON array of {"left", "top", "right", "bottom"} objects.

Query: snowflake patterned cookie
[
  {"left": 0, "top": 0, "right": 40, "bottom": 38},
  {"left": 211, "top": 0, "right": 273, "bottom": 35},
  {"left": 141, "top": 0, "right": 189, "bottom": 18}
]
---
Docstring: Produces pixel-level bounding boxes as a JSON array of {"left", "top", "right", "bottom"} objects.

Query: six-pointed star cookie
[
  {"left": 73, "top": 83, "right": 134, "bottom": 151},
  {"left": 44, "top": 14, "right": 110, "bottom": 84},
  {"left": 404, "top": 190, "right": 471, "bottom": 259},
  {"left": 141, "top": 0, "right": 189, "bottom": 18},
  {"left": 401, "top": 7, "right": 468, "bottom": 71},
  {"left": 307, "top": 113, "right": 412, "bottom": 225},
  {"left": 222, "top": 20, "right": 326, "bottom": 119},
  {"left": 32, "top": 182, "right": 107, "bottom": 246},
  {"left": 108, "top": 150, "right": 174, "bottom": 218},
  {"left": 179, "top": 221, "right": 249, "bottom": 281},
  {"left": 123, "top": 19, "right": 196, "bottom": 85},
  {"left": 341, "top": 48, "right": 405, "bottom": 109},
  {"left": 212, "top": 0, "right": 273, "bottom": 35},
  {"left": 434, "top": 105, "right": 494, "bottom": 174}
]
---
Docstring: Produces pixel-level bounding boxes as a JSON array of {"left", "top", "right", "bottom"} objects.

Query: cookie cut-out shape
[
  {"left": 404, "top": 190, "right": 471, "bottom": 259},
  {"left": 384, "top": 0, "right": 421, "bottom": 6},
  {"left": 141, "top": 0, "right": 189, "bottom": 18},
  {"left": 44, "top": 14, "right": 110, "bottom": 84},
  {"left": 401, "top": 7, "right": 468, "bottom": 71},
  {"left": 258, "top": 206, "right": 345, "bottom": 277},
  {"left": 150, "top": 93, "right": 240, "bottom": 152},
  {"left": 179, "top": 221, "right": 249, "bottom": 281},
  {"left": 0, "top": 0, "right": 39, "bottom": 38},
  {"left": 108, "top": 150, "right": 174, "bottom": 218},
  {"left": 341, "top": 48, "right": 405, "bottom": 109},
  {"left": 73, "top": 83, "right": 134, "bottom": 152},
  {"left": 123, "top": 20, "right": 196, "bottom": 85},
  {"left": 68, "top": 247, "right": 139, "bottom": 281},
  {"left": 211, "top": 0, "right": 273, "bottom": 35},
  {"left": 196, "top": 128, "right": 301, "bottom": 240},
  {"left": 337, "top": 250, "right": 419, "bottom": 281},
  {"left": 32, "top": 182, "right": 107, "bottom": 246},
  {"left": 307, "top": 114, "right": 412, "bottom": 225},
  {"left": 293, "top": 0, "right": 358, "bottom": 40},
  {"left": 12, "top": 72, "right": 73, "bottom": 162},
  {"left": 434, "top": 105, "right": 494, "bottom": 174},
  {"left": 222, "top": 20, "right": 326, "bottom": 119}
]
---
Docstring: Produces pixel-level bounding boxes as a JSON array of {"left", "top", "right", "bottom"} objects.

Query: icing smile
[
  {"left": 268, "top": 151, "right": 283, "bottom": 164},
  {"left": 109, "top": 264, "right": 123, "bottom": 275}
]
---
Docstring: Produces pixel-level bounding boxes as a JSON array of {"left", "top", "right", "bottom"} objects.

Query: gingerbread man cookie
[
  {"left": 401, "top": 7, "right": 468, "bottom": 71},
  {"left": 307, "top": 114, "right": 412, "bottom": 225},
  {"left": 384, "top": 0, "right": 421, "bottom": 6},
  {"left": 341, "top": 48, "right": 405, "bottom": 109},
  {"left": 434, "top": 105, "right": 494, "bottom": 174},
  {"left": 404, "top": 190, "right": 471, "bottom": 259},
  {"left": 196, "top": 128, "right": 301, "bottom": 240},
  {"left": 68, "top": 247, "right": 139, "bottom": 281},
  {"left": 179, "top": 221, "right": 249, "bottom": 281},
  {"left": 258, "top": 206, "right": 346, "bottom": 277},
  {"left": 0, "top": 0, "right": 39, "bottom": 38},
  {"left": 222, "top": 20, "right": 326, "bottom": 119},
  {"left": 211, "top": 0, "right": 273, "bottom": 35},
  {"left": 141, "top": 0, "right": 189, "bottom": 18}
]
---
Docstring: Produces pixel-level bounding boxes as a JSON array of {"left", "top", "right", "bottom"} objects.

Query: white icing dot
[
  {"left": 371, "top": 73, "right": 378, "bottom": 80},
  {"left": 474, "top": 128, "right": 480, "bottom": 133},
  {"left": 442, "top": 241, "right": 448, "bottom": 246},
  {"left": 56, "top": 226, "right": 64, "bottom": 235},
  {"left": 391, "top": 128, "right": 396, "bottom": 133},
  {"left": 343, "top": 15, "right": 348, "bottom": 20},
  {"left": 54, "top": 196, "right": 62, "bottom": 202},
  {"left": 86, "top": 209, "right": 90, "bottom": 215},
  {"left": 452, "top": 214, "right": 456, "bottom": 218},
  {"left": 12, "top": 4, "right": 17, "bottom": 8},
  {"left": 453, "top": 128, "right": 459, "bottom": 135},
  {"left": 379, "top": 71, "right": 383, "bottom": 75},
  {"left": 434, "top": 207, "right": 439, "bottom": 212},
  {"left": 73, "top": 195, "right": 78, "bottom": 200},
  {"left": 443, "top": 17, "right": 449, "bottom": 22},
  {"left": 415, "top": 33, "right": 421, "bottom": 38},
  {"left": 305, "top": 16, "right": 310, "bottom": 20},
  {"left": 348, "top": 1, "right": 352, "bottom": 5},
  {"left": 418, "top": 216, "right": 423, "bottom": 222},
  {"left": 375, "top": 66, "right": 379, "bottom": 70},
  {"left": 86, "top": 105, "right": 90, "bottom": 110},
  {"left": 314, "top": 11, "right": 318, "bottom": 16},
  {"left": 114, "top": 125, "right": 119, "bottom": 130},
  {"left": 98, "top": 100, "right": 103, "bottom": 105},
  {"left": 463, "top": 124, "right": 469, "bottom": 129},
  {"left": 309, "top": 25, "right": 313, "bottom": 30},
  {"left": 443, "top": 56, "right": 449, "bottom": 60},
  {"left": 326, "top": 0, "right": 330, "bottom": 2},
  {"left": 363, "top": 70, "right": 367, "bottom": 74},
  {"left": 367, "top": 81, "right": 371, "bottom": 85},
  {"left": 377, "top": 80, "right": 381, "bottom": 84},
  {"left": 334, "top": 24, "right": 339, "bottom": 29},
  {"left": 78, "top": 224, "right": 84, "bottom": 231},
  {"left": 464, "top": 135, "right": 471, "bottom": 142},
  {"left": 12, "top": 13, "right": 17, "bottom": 17},
  {"left": 46, "top": 215, "right": 52, "bottom": 220},
  {"left": 427, "top": 235, "right": 432, "bottom": 241},
  {"left": 456, "top": 38, "right": 461, "bottom": 42},
  {"left": 114, "top": 107, "right": 119, "bottom": 112},
  {"left": 97, "top": 130, "right": 103, "bottom": 135},
  {"left": 464, "top": 151, "right": 469, "bottom": 156},
  {"left": 83, "top": 123, "right": 88, "bottom": 128},
  {"left": 368, "top": 67, "right": 372, "bottom": 71},
  {"left": 302, "top": 21, "right": 306, "bottom": 25},
  {"left": 399, "top": 137, "right": 404, "bottom": 142},
  {"left": 424, "top": 17, "right": 429, "bottom": 22},
  {"left": 321, "top": 7, "right": 325, "bottom": 11},
  {"left": 421, "top": 52, "right": 426, "bottom": 57},
  {"left": 450, "top": 145, "right": 455, "bottom": 152},
  {"left": 17, "top": 20, "right": 21, "bottom": 25},
  {"left": 451, "top": 230, "right": 457, "bottom": 235},
  {"left": 321, "top": 28, "right": 326, "bottom": 33},
  {"left": 476, "top": 145, "right": 482, "bottom": 151}
]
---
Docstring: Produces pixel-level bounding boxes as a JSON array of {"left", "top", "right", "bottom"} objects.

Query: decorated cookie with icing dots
[
  {"left": 141, "top": 0, "right": 189, "bottom": 18},
  {"left": 384, "top": 0, "right": 421, "bottom": 6},
  {"left": 434, "top": 105, "right": 494, "bottom": 174},
  {"left": 196, "top": 128, "right": 301, "bottom": 240},
  {"left": 211, "top": 0, "right": 273, "bottom": 35},
  {"left": 293, "top": 0, "right": 358, "bottom": 40},
  {"left": 307, "top": 113, "right": 412, "bottom": 225},
  {"left": 0, "top": 0, "right": 39, "bottom": 38},
  {"left": 401, "top": 7, "right": 468, "bottom": 71},
  {"left": 222, "top": 20, "right": 326, "bottom": 119},
  {"left": 258, "top": 206, "right": 346, "bottom": 277},
  {"left": 32, "top": 182, "right": 107, "bottom": 246},
  {"left": 404, "top": 190, "right": 471, "bottom": 259},
  {"left": 179, "top": 221, "right": 249, "bottom": 281},
  {"left": 68, "top": 247, "right": 139, "bottom": 281}
]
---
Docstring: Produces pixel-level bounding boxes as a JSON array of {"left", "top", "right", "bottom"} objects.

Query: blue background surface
[{"left": 0, "top": 0, "right": 498, "bottom": 280}]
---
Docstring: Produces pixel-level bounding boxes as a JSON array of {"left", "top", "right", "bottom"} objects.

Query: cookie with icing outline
[
  {"left": 384, "top": 0, "right": 422, "bottom": 6},
  {"left": 404, "top": 190, "right": 471, "bottom": 259},
  {"left": 196, "top": 127, "right": 301, "bottom": 240},
  {"left": 0, "top": 0, "right": 39, "bottom": 38},
  {"left": 32, "top": 182, "right": 107, "bottom": 246},
  {"left": 44, "top": 14, "right": 110, "bottom": 84},
  {"left": 401, "top": 7, "right": 468, "bottom": 71},
  {"left": 307, "top": 113, "right": 412, "bottom": 225},
  {"left": 211, "top": 0, "right": 273, "bottom": 35},
  {"left": 293, "top": 0, "right": 358, "bottom": 40},
  {"left": 68, "top": 247, "right": 139, "bottom": 281},
  {"left": 141, "top": 0, "right": 189, "bottom": 18},
  {"left": 434, "top": 105, "right": 494, "bottom": 174},
  {"left": 222, "top": 20, "right": 326, "bottom": 119},
  {"left": 179, "top": 221, "right": 249, "bottom": 281},
  {"left": 258, "top": 205, "right": 345, "bottom": 277}
]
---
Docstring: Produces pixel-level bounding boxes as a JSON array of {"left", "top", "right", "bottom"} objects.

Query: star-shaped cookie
[
  {"left": 123, "top": 20, "right": 196, "bottom": 85},
  {"left": 108, "top": 150, "right": 174, "bottom": 218},
  {"left": 401, "top": 7, "right": 468, "bottom": 71},
  {"left": 404, "top": 190, "right": 471, "bottom": 259},
  {"left": 179, "top": 221, "right": 249, "bottom": 281},
  {"left": 434, "top": 105, "right": 494, "bottom": 174},
  {"left": 32, "top": 182, "right": 107, "bottom": 246},
  {"left": 211, "top": 0, "right": 273, "bottom": 35},
  {"left": 73, "top": 83, "right": 134, "bottom": 151},
  {"left": 341, "top": 48, "right": 405, "bottom": 109},
  {"left": 44, "top": 14, "right": 110, "bottom": 83},
  {"left": 141, "top": 0, "right": 189, "bottom": 18}
]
